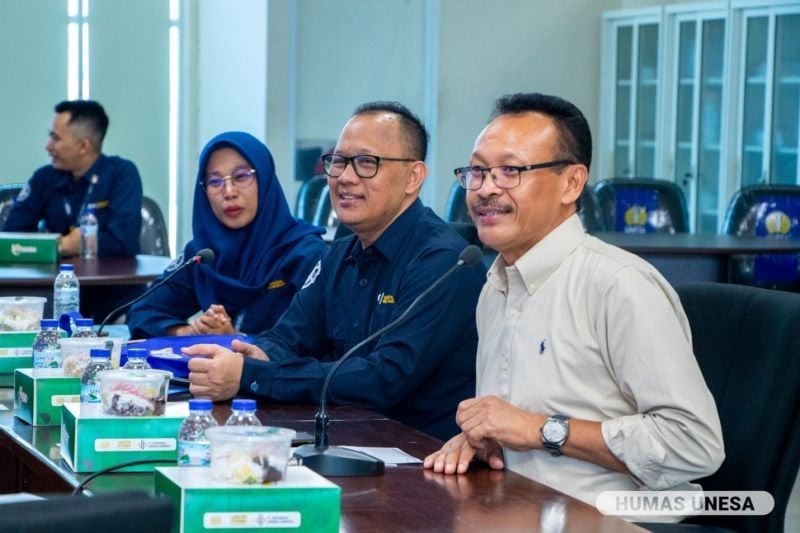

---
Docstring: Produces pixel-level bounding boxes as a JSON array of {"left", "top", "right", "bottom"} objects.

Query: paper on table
[{"left": 340, "top": 446, "right": 422, "bottom": 465}]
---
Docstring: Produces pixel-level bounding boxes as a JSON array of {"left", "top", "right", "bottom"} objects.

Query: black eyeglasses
[
  {"left": 202, "top": 168, "right": 257, "bottom": 195},
  {"left": 322, "top": 153, "right": 416, "bottom": 179},
  {"left": 453, "top": 160, "right": 573, "bottom": 190}
]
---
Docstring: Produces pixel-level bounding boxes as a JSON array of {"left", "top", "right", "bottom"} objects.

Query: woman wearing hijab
[{"left": 127, "top": 131, "right": 327, "bottom": 338}]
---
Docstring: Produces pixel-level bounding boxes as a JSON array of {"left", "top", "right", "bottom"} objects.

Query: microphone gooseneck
[
  {"left": 294, "top": 244, "right": 483, "bottom": 476},
  {"left": 96, "top": 248, "right": 215, "bottom": 336}
]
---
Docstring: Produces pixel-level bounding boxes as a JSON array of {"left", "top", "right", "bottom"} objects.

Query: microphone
[
  {"left": 293, "top": 244, "right": 483, "bottom": 476},
  {"left": 96, "top": 248, "right": 215, "bottom": 336}
]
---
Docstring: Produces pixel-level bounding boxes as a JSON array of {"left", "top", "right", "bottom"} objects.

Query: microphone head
[
  {"left": 459, "top": 245, "right": 483, "bottom": 267},
  {"left": 196, "top": 248, "right": 215, "bottom": 264}
]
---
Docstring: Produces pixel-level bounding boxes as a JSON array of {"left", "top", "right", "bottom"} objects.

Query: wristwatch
[{"left": 540, "top": 415, "right": 570, "bottom": 456}]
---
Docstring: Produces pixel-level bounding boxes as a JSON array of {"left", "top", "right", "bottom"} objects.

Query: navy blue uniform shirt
[
  {"left": 241, "top": 199, "right": 486, "bottom": 440},
  {"left": 128, "top": 234, "right": 328, "bottom": 338},
  {"left": 3, "top": 154, "right": 143, "bottom": 257}
]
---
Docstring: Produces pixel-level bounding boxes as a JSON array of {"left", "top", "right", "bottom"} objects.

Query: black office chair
[
  {"left": 294, "top": 175, "right": 328, "bottom": 223},
  {"left": 0, "top": 490, "right": 175, "bottom": 533},
  {"left": 444, "top": 181, "right": 470, "bottom": 223},
  {"left": 139, "top": 196, "right": 169, "bottom": 257},
  {"left": 0, "top": 183, "right": 23, "bottom": 228},
  {"left": 594, "top": 178, "right": 689, "bottom": 234},
  {"left": 722, "top": 184, "right": 800, "bottom": 291},
  {"left": 295, "top": 146, "right": 323, "bottom": 182},
  {"left": 673, "top": 282, "right": 800, "bottom": 533},
  {"left": 578, "top": 186, "right": 605, "bottom": 233}
]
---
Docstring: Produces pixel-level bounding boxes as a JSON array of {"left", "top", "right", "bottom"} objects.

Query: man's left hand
[{"left": 457, "top": 395, "right": 545, "bottom": 451}]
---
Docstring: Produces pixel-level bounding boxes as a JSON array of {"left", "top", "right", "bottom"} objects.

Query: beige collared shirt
[{"left": 476, "top": 214, "right": 724, "bottom": 509}]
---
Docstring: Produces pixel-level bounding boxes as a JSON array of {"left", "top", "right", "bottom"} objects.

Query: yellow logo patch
[
  {"left": 381, "top": 294, "right": 395, "bottom": 304},
  {"left": 765, "top": 210, "right": 791, "bottom": 235},
  {"left": 267, "top": 280, "right": 285, "bottom": 290}
]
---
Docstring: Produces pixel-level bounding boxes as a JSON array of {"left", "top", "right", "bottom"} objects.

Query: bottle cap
[
  {"left": 39, "top": 319, "right": 59, "bottom": 328},
  {"left": 189, "top": 399, "right": 214, "bottom": 411},
  {"left": 89, "top": 348, "right": 111, "bottom": 358},
  {"left": 126, "top": 348, "right": 148, "bottom": 359},
  {"left": 231, "top": 398, "right": 257, "bottom": 411},
  {"left": 74, "top": 318, "right": 94, "bottom": 327},
  {"left": 59, "top": 264, "right": 75, "bottom": 272}
]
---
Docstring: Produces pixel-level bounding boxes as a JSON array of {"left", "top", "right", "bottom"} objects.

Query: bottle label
[
  {"left": 178, "top": 440, "right": 211, "bottom": 466},
  {"left": 80, "top": 382, "right": 101, "bottom": 403},
  {"left": 55, "top": 287, "right": 79, "bottom": 305},
  {"left": 33, "top": 349, "right": 61, "bottom": 368}
]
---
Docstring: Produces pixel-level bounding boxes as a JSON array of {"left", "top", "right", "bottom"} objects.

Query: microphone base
[{"left": 293, "top": 444, "right": 385, "bottom": 477}]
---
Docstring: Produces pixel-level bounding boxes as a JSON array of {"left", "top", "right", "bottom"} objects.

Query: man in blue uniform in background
[
  {"left": 4, "top": 100, "right": 143, "bottom": 320},
  {"left": 184, "top": 101, "right": 486, "bottom": 440}
]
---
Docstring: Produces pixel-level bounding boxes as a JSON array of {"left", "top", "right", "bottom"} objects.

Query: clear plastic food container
[
  {"left": 97, "top": 369, "right": 172, "bottom": 416},
  {"left": 0, "top": 296, "right": 46, "bottom": 331},
  {"left": 207, "top": 426, "right": 296, "bottom": 484}
]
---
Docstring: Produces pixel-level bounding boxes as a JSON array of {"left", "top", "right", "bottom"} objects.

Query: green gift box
[
  {"left": 0, "top": 232, "right": 60, "bottom": 264},
  {"left": 60, "top": 401, "right": 188, "bottom": 473},
  {"left": 0, "top": 331, "right": 37, "bottom": 373},
  {"left": 14, "top": 368, "right": 80, "bottom": 426},
  {"left": 155, "top": 466, "right": 341, "bottom": 533}
]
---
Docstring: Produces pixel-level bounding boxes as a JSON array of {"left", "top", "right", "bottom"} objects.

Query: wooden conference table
[
  {"left": 0, "top": 255, "right": 172, "bottom": 316},
  {"left": 0, "top": 393, "right": 642, "bottom": 532},
  {"left": 594, "top": 232, "right": 800, "bottom": 285}
]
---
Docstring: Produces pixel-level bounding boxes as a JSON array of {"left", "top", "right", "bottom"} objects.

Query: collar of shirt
[
  {"left": 487, "top": 213, "right": 586, "bottom": 295},
  {"left": 53, "top": 154, "right": 106, "bottom": 191},
  {"left": 346, "top": 198, "right": 425, "bottom": 264}
]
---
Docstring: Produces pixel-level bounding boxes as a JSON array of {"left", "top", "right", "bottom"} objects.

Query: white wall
[
  {"left": 182, "top": 0, "right": 268, "bottom": 246},
  {"left": 0, "top": 1, "right": 68, "bottom": 182}
]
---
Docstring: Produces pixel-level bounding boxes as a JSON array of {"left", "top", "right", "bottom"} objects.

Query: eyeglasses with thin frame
[
  {"left": 203, "top": 168, "right": 257, "bottom": 195},
  {"left": 453, "top": 160, "right": 573, "bottom": 190},
  {"left": 322, "top": 153, "right": 416, "bottom": 179}
]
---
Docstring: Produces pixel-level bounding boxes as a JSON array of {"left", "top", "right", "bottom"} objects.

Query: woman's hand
[{"left": 190, "top": 304, "right": 236, "bottom": 334}]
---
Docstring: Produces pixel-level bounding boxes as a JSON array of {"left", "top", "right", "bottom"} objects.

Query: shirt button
[
  {"left": 332, "top": 326, "right": 339, "bottom": 335},
  {"left": 508, "top": 308, "right": 520, "bottom": 318},
  {"left": 501, "top": 361, "right": 509, "bottom": 370},
  {"left": 528, "top": 282, "right": 536, "bottom": 291},
  {"left": 353, "top": 321, "right": 360, "bottom": 328},
  {"left": 358, "top": 278, "right": 368, "bottom": 287}
]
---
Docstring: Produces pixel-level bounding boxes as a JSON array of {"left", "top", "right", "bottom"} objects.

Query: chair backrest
[
  {"left": 593, "top": 178, "right": 689, "bottom": 234},
  {"left": 0, "top": 183, "right": 23, "bottom": 228},
  {"left": 140, "top": 196, "right": 169, "bottom": 257},
  {"left": 676, "top": 282, "right": 800, "bottom": 533},
  {"left": 722, "top": 184, "right": 800, "bottom": 290},
  {"left": 444, "top": 181, "right": 470, "bottom": 223},
  {"left": 294, "top": 175, "right": 328, "bottom": 222},
  {"left": 578, "top": 186, "right": 605, "bottom": 233},
  {"left": 0, "top": 490, "right": 175, "bottom": 532}
]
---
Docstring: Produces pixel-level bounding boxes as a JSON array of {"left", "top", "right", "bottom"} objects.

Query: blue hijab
[{"left": 190, "top": 131, "right": 323, "bottom": 314}]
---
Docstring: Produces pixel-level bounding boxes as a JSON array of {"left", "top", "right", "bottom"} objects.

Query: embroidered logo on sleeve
[
  {"left": 16, "top": 184, "right": 31, "bottom": 203},
  {"left": 301, "top": 260, "right": 322, "bottom": 289},
  {"left": 538, "top": 339, "right": 547, "bottom": 355},
  {"left": 267, "top": 279, "right": 285, "bottom": 290}
]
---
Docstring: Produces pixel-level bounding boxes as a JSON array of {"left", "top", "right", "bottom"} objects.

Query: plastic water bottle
[
  {"left": 224, "top": 398, "right": 261, "bottom": 426},
  {"left": 80, "top": 348, "right": 111, "bottom": 403},
  {"left": 32, "top": 319, "right": 61, "bottom": 368},
  {"left": 122, "top": 347, "right": 151, "bottom": 370},
  {"left": 177, "top": 399, "right": 218, "bottom": 466},
  {"left": 71, "top": 318, "right": 97, "bottom": 338},
  {"left": 53, "top": 264, "right": 80, "bottom": 319},
  {"left": 79, "top": 206, "right": 99, "bottom": 259}
]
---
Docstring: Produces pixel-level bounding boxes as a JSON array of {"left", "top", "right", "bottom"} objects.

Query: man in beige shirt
[{"left": 424, "top": 93, "right": 724, "bottom": 516}]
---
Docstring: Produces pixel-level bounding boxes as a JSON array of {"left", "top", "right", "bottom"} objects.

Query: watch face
[{"left": 543, "top": 419, "right": 567, "bottom": 443}]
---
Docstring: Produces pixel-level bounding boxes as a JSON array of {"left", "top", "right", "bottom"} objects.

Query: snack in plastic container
[
  {"left": 207, "top": 426, "right": 296, "bottom": 484},
  {"left": 0, "top": 296, "right": 46, "bottom": 331},
  {"left": 59, "top": 338, "right": 107, "bottom": 377},
  {"left": 98, "top": 369, "right": 172, "bottom": 416}
]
